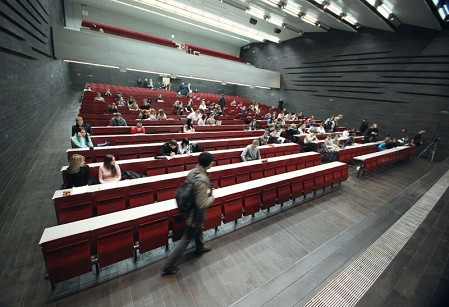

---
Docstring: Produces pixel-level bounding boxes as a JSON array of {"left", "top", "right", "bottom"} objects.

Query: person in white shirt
[
  {"left": 187, "top": 109, "right": 201, "bottom": 121},
  {"left": 198, "top": 114, "right": 206, "bottom": 126},
  {"left": 178, "top": 138, "right": 190, "bottom": 155}
]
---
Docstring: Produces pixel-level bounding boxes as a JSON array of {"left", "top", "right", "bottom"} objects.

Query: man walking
[{"left": 161, "top": 152, "right": 215, "bottom": 275}]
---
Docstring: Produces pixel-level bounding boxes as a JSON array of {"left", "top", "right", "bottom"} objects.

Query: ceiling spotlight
[{"left": 274, "top": 27, "right": 282, "bottom": 34}]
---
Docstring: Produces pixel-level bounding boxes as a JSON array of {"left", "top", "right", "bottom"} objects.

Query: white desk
[{"left": 41, "top": 161, "right": 345, "bottom": 245}]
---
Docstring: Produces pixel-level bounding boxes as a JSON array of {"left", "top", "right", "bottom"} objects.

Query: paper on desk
[{"left": 71, "top": 185, "right": 89, "bottom": 195}]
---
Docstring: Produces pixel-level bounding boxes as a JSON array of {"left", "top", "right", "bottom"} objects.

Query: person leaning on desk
[{"left": 159, "top": 139, "right": 178, "bottom": 156}]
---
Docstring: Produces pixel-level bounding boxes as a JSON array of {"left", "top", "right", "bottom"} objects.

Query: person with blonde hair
[
  {"left": 65, "top": 154, "right": 92, "bottom": 187},
  {"left": 157, "top": 109, "right": 167, "bottom": 120}
]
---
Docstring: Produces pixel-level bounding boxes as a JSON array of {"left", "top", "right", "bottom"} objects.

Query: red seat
[
  {"left": 235, "top": 166, "right": 251, "bottom": 184},
  {"left": 135, "top": 212, "right": 169, "bottom": 254},
  {"left": 314, "top": 171, "right": 325, "bottom": 192},
  {"left": 250, "top": 163, "right": 264, "bottom": 180},
  {"left": 166, "top": 160, "right": 185, "bottom": 173},
  {"left": 303, "top": 174, "right": 315, "bottom": 196},
  {"left": 220, "top": 170, "right": 236, "bottom": 187},
  {"left": 128, "top": 184, "right": 155, "bottom": 208},
  {"left": 146, "top": 160, "right": 166, "bottom": 176},
  {"left": 94, "top": 221, "right": 135, "bottom": 268},
  {"left": 95, "top": 187, "right": 127, "bottom": 216},
  {"left": 117, "top": 147, "right": 139, "bottom": 160},
  {"left": 54, "top": 193, "right": 94, "bottom": 224},
  {"left": 276, "top": 182, "right": 291, "bottom": 205},
  {"left": 261, "top": 186, "right": 277, "bottom": 210},
  {"left": 203, "top": 201, "right": 223, "bottom": 231},
  {"left": 42, "top": 231, "right": 93, "bottom": 287},
  {"left": 169, "top": 210, "right": 185, "bottom": 242},
  {"left": 291, "top": 178, "right": 304, "bottom": 201},
  {"left": 222, "top": 196, "right": 243, "bottom": 224},
  {"left": 243, "top": 191, "right": 261, "bottom": 216},
  {"left": 155, "top": 182, "right": 178, "bottom": 202}
]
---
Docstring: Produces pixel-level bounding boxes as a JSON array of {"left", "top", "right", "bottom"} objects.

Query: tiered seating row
[
  {"left": 89, "top": 130, "right": 262, "bottom": 146},
  {"left": 337, "top": 142, "right": 381, "bottom": 163},
  {"left": 90, "top": 124, "right": 246, "bottom": 135},
  {"left": 181, "top": 44, "right": 246, "bottom": 64},
  {"left": 354, "top": 146, "right": 416, "bottom": 177},
  {"left": 41, "top": 161, "right": 348, "bottom": 287},
  {"left": 81, "top": 20, "right": 178, "bottom": 49},
  {"left": 85, "top": 118, "right": 243, "bottom": 127},
  {"left": 55, "top": 152, "right": 319, "bottom": 225},
  {"left": 68, "top": 136, "right": 268, "bottom": 163}
]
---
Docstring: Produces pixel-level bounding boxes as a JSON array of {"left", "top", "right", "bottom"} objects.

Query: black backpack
[
  {"left": 175, "top": 172, "right": 210, "bottom": 213},
  {"left": 191, "top": 143, "right": 201, "bottom": 153},
  {"left": 324, "top": 120, "right": 333, "bottom": 132}
]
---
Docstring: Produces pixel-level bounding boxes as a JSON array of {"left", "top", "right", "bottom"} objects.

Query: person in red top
[{"left": 131, "top": 123, "right": 146, "bottom": 134}]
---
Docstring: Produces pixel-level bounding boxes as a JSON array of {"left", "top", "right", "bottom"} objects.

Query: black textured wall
[
  {"left": 0, "top": 0, "right": 71, "bottom": 209},
  {"left": 238, "top": 25, "right": 449, "bottom": 161}
]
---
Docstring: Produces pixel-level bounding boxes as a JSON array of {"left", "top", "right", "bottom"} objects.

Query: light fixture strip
[
  {"left": 282, "top": 4, "right": 301, "bottom": 17},
  {"left": 64, "top": 60, "right": 120, "bottom": 69},
  {"left": 302, "top": 14, "right": 317, "bottom": 25},
  {"left": 265, "top": 0, "right": 280, "bottom": 7},
  {"left": 133, "top": 0, "right": 280, "bottom": 42},
  {"left": 344, "top": 14, "right": 358, "bottom": 25},
  {"left": 326, "top": 3, "right": 342, "bottom": 16}
]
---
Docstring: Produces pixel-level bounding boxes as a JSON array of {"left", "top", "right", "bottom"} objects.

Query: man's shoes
[
  {"left": 161, "top": 266, "right": 179, "bottom": 275},
  {"left": 196, "top": 245, "right": 212, "bottom": 256}
]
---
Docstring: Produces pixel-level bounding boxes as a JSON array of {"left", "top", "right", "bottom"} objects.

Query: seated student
[
  {"left": 183, "top": 118, "right": 195, "bottom": 133},
  {"left": 160, "top": 139, "right": 178, "bottom": 156},
  {"left": 206, "top": 113, "right": 216, "bottom": 125},
  {"left": 116, "top": 96, "right": 127, "bottom": 107},
  {"left": 140, "top": 99, "right": 151, "bottom": 110},
  {"left": 331, "top": 134, "right": 340, "bottom": 147},
  {"left": 365, "top": 123, "right": 379, "bottom": 142},
  {"left": 115, "top": 92, "right": 123, "bottom": 100},
  {"left": 109, "top": 113, "right": 127, "bottom": 126},
  {"left": 84, "top": 84, "right": 92, "bottom": 92},
  {"left": 317, "top": 123, "right": 326, "bottom": 134},
  {"left": 285, "top": 124, "right": 299, "bottom": 143},
  {"left": 104, "top": 88, "right": 113, "bottom": 96},
  {"left": 71, "top": 116, "right": 93, "bottom": 137},
  {"left": 131, "top": 122, "right": 145, "bottom": 134},
  {"left": 138, "top": 109, "right": 150, "bottom": 120},
  {"left": 248, "top": 119, "right": 258, "bottom": 131},
  {"left": 106, "top": 102, "right": 119, "bottom": 115},
  {"left": 65, "top": 154, "right": 93, "bottom": 188},
  {"left": 198, "top": 100, "right": 208, "bottom": 111},
  {"left": 397, "top": 136, "right": 409, "bottom": 146},
  {"left": 323, "top": 135, "right": 340, "bottom": 153},
  {"left": 341, "top": 128, "right": 350, "bottom": 138},
  {"left": 148, "top": 109, "right": 157, "bottom": 120},
  {"left": 303, "top": 132, "right": 318, "bottom": 152},
  {"left": 344, "top": 135, "right": 356, "bottom": 147},
  {"left": 268, "top": 131, "right": 280, "bottom": 144},
  {"left": 99, "top": 155, "right": 121, "bottom": 184},
  {"left": 157, "top": 109, "right": 167, "bottom": 120},
  {"left": 155, "top": 93, "right": 164, "bottom": 102},
  {"left": 176, "top": 91, "right": 183, "bottom": 98},
  {"left": 230, "top": 100, "right": 237, "bottom": 107},
  {"left": 94, "top": 92, "right": 105, "bottom": 102},
  {"left": 258, "top": 131, "right": 270, "bottom": 146},
  {"left": 71, "top": 127, "right": 94, "bottom": 148},
  {"left": 178, "top": 138, "right": 190, "bottom": 155},
  {"left": 129, "top": 101, "right": 139, "bottom": 111},
  {"left": 198, "top": 114, "right": 207, "bottom": 126},
  {"left": 305, "top": 115, "right": 314, "bottom": 128},
  {"left": 127, "top": 96, "right": 136, "bottom": 106},
  {"left": 241, "top": 139, "right": 261, "bottom": 162},
  {"left": 388, "top": 138, "right": 398, "bottom": 148},
  {"left": 378, "top": 136, "right": 391, "bottom": 151}
]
